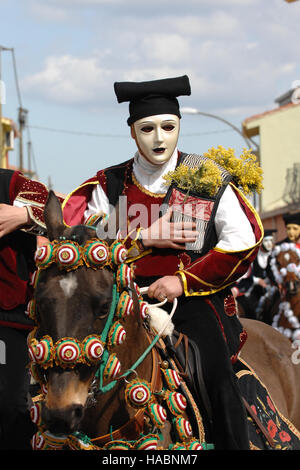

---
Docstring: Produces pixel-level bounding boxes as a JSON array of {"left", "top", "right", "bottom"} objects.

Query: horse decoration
[
  {"left": 26, "top": 192, "right": 213, "bottom": 451},
  {"left": 26, "top": 192, "right": 300, "bottom": 451},
  {"left": 268, "top": 242, "right": 300, "bottom": 342}
]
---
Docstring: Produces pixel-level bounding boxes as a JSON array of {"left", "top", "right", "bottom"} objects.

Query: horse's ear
[{"left": 44, "top": 190, "right": 65, "bottom": 241}]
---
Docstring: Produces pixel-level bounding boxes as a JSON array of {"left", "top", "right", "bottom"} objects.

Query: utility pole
[
  {"left": 0, "top": 45, "right": 13, "bottom": 168},
  {"left": 18, "top": 107, "right": 28, "bottom": 173},
  {"left": 0, "top": 47, "right": 3, "bottom": 167}
]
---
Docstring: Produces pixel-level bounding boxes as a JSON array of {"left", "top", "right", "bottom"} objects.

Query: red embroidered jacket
[
  {"left": 0, "top": 170, "right": 49, "bottom": 329},
  {"left": 62, "top": 157, "right": 263, "bottom": 297}
]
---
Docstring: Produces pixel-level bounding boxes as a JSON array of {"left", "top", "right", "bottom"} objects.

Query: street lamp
[{"left": 181, "top": 107, "right": 259, "bottom": 151}]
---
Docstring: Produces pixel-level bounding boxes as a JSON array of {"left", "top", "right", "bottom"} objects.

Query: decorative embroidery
[{"left": 224, "top": 294, "right": 237, "bottom": 316}]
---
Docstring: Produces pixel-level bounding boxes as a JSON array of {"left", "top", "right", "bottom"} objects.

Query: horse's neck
[{"left": 90, "top": 320, "right": 153, "bottom": 439}]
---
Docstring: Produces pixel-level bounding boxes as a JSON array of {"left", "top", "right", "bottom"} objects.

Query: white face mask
[
  {"left": 132, "top": 114, "right": 180, "bottom": 165},
  {"left": 262, "top": 236, "right": 273, "bottom": 252}
]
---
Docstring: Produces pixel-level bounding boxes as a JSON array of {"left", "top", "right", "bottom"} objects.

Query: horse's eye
[{"left": 94, "top": 300, "right": 111, "bottom": 319}]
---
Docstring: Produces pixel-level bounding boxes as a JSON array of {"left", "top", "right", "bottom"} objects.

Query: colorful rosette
[
  {"left": 110, "top": 241, "right": 128, "bottom": 265},
  {"left": 103, "top": 353, "right": 121, "bottom": 380},
  {"left": 29, "top": 336, "right": 53, "bottom": 367},
  {"left": 82, "top": 335, "right": 104, "bottom": 364},
  {"left": 185, "top": 440, "right": 204, "bottom": 450},
  {"left": 55, "top": 337, "right": 81, "bottom": 368},
  {"left": 161, "top": 368, "right": 181, "bottom": 390},
  {"left": 186, "top": 440, "right": 214, "bottom": 450},
  {"left": 104, "top": 440, "right": 133, "bottom": 450},
  {"left": 165, "top": 391, "right": 187, "bottom": 415},
  {"left": 85, "top": 240, "right": 109, "bottom": 267},
  {"left": 29, "top": 363, "right": 45, "bottom": 386},
  {"left": 43, "top": 431, "right": 68, "bottom": 450},
  {"left": 175, "top": 416, "right": 193, "bottom": 441},
  {"left": 135, "top": 434, "right": 159, "bottom": 450},
  {"left": 67, "top": 434, "right": 98, "bottom": 450},
  {"left": 30, "top": 269, "right": 41, "bottom": 288},
  {"left": 117, "top": 263, "right": 133, "bottom": 290},
  {"left": 169, "top": 442, "right": 186, "bottom": 450},
  {"left": 125, "top": 379, "right": 152, "bottom": 409},
  {"left": 108, "top": 321, "right": 126, "bottom": 347},
  {"left": 147, "top": 403, "right": 167, "bottom": 428},
  {"left": 25, "top": 299, "right": 36, "bottom": 320},
  {"left": 115, "top": 291, "right": 133, "bottom": 319},
  {"left": 32, "top": 430, "right": 67, "bottom": 450},
  {"left": 139, "top": 300, "right": 149, "bottom": 320},
  {"left": 55, "top": 242, "right": 81, "bottom": 270},
  {"left": 30, "top": 402, "right": 43, "bottom": 427},
  {"left": 31, "top": 431, "right": 46, "bottom": 450},
  {"left": 34, "top": 244, "right": 53, "bottom": 268}
]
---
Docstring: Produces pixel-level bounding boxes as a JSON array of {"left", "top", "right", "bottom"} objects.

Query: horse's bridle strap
[
  {"left": 90, "top": 409, "right": 145, "bottom": 446},
  {"left": 90, "top": 336, "right": 162, "bottom": 446}
]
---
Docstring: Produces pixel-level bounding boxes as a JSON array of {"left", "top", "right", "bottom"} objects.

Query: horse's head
[
  {"left": 29, "top": 191, "right": 142, "bottom": 436},
  {"left": 271, "top": 243, "right": 300, "bottom": 297}
]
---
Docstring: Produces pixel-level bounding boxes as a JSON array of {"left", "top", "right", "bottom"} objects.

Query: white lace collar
[{"left": 132, "top": 148, "right": 178, "bottom": 194}]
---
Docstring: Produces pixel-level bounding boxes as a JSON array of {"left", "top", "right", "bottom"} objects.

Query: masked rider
[{"left": 62, "top": 76, "right": 263, "bottom": 450}]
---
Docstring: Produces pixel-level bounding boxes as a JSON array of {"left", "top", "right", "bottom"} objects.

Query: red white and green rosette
[
  {"left": 134, "top": 434, "right": 160, "bottom": 450},
  {"left": 161, "top": 368, "right": 181, "bottom": 390},
  {"left": 34, "top": 244, "right": 53, "bottom": 268},
  {"left": 28, "top": 335, "right": 53, "bottom": 367},
  {"left": 82, "top": 335, "right": 104, "bottom": 364},
  {"left": 147, "top": 403, "right": 167, "bottom": 428},
  {"left": 55, "top": 242, "right": 81, "bottom": 270},
  {"left": 175, "top": 416, "right": 193, "bottom": 441},
  {"left": 116, "top": 291, "right": 133, "bottom": 319},
  {"left": 117, "top": 263, "right": 133, "bottom": 289},
  {"left": 85, "top": 240, "right": 109, "bottom": 267},
  {"left": 108, "top": 321, "right": 126, "bottom": 347},
  {"left": 55, "top": 337, "right": 81, "bottom": 367},
  {"left": 165, "top": 391, "right": 187, "bottom": 415},
  {"left": 110, "top": 241, "right": 128, "bottom": 265},
  {"left": 103, "top": 353, "right": 121, "bottom": 380},
  {"left": 104, "top": 440, "right": 133, "bottom": 450},
  {"left": 125, "top": 379, "right": 152, "bottom": 409}
]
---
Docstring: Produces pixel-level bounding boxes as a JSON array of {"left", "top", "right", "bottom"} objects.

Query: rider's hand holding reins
[
  {"left": 0, "top": 204, "right": 31, "bottom": 238},
  {"left": 140, "top": 207, "right": 198, "bottom": 250},
  {"left": 147, "top": 275, "right": 184, "bottom": 303}
]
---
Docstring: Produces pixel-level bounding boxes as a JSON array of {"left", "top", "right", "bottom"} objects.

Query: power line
[{"left": 28, "top": 124, "right": 235, "bottom": 138}]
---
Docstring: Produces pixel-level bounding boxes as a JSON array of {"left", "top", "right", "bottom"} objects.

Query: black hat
[
  {"left": 283, "top": 212, "right": 300, "bottom": 226},
  {"left": 264, "top": 229, "right": 277, "bottom": 238},
  {"left": 114, "top": 75, "right": 191, "bottom": 126}
]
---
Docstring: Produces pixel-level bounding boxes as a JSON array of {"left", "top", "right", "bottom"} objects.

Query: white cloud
[
  {"left": 141, "top": 34, "right": 190, "bottom": 63},
  {"left": 22, "top": 55, "right": 112, "bottom": 105}
]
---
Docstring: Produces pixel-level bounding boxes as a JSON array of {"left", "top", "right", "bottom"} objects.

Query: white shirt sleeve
[
  {"left": 83, "top": 185, "right": 110, "bottom": 223},
  {"left": 215, "top": 185, "right": 256, "bottom": 251}
]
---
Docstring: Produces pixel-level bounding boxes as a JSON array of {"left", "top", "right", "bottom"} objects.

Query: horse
[
  {"left": 268, "top": 243, "right": 300, "bottom": 342},
  {"left": 27, "top": 192, "right": 300, "bottom": 450}
]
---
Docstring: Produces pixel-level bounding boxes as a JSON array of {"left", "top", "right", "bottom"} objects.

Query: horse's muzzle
[{"left": 42, "top": 403, "right": 84, "bottom": 435}]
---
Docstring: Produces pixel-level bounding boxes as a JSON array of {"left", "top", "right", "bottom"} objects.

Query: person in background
[
  {"left": 233, "top": 229, "right": 277, "bottom": 321},
  {"left": 62, "top": 75, "right": 263, "bottom": 450},
  {"left": 279, "top": 212, "right": 300, "bottom": 248},
  {"left": 0, "top": 168, "right": 54, "bottom": 449}
]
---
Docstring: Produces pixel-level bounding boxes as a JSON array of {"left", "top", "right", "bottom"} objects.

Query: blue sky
[{"left": 1, "top": 0, "right": 300, "bottom": 194}]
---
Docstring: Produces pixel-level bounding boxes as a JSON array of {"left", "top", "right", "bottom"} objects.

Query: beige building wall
[{"left": 243, "top": 103, "right": 300, "bottom": 215}]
